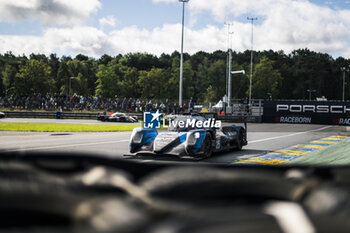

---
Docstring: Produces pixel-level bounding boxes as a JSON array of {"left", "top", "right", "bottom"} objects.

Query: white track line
[
  {"left": 3, "top": 139, "right": 129, "bottom": 152},
  {"left": 249, "top": 126, "right": 333, "bottom": 144}
]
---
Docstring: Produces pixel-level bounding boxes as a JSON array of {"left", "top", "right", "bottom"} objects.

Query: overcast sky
[{"left": 0, "top": 0, "right": 350, "bottom": 58}]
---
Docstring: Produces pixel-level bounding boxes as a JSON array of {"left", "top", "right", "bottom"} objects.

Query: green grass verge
[
  {"left": 287, "top": 139, "right": 350, "bottom": 166},
  {"left": 0, "top": 122, "right": 141, "bottom": 132}
]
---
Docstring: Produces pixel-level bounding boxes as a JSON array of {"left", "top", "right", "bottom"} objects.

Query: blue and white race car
[{"left": 128, "top": 114, "right": 247, "bottom": 159}]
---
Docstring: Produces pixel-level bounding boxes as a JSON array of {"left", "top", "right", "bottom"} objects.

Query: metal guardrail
[{"left": 3, "top": 111, "right": 101, "bottom": 120}]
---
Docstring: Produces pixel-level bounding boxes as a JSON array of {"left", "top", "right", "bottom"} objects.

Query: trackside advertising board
[{"left": 263, "top": 100, "right": 350, "bottom": 125}]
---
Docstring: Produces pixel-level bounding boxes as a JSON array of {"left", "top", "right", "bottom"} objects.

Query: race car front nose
[{"left": 153, "top": 133, "right": 184, "bottom": 153}]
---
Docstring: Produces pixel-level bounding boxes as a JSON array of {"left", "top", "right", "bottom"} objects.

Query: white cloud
[
  {"left": 1, "top": 19, "right": 350, "bottom": 58},
  {"left": 109, "top": 24, "right": 228, "bottom": 55},
  {"left": 188, "top": 0, "right": 350, "bottom": 57},
  {"left": 152, "top": 0, "right": 177, "bottom": 3},
  {"left": 0, "top": 24, "right": 226, "bottom": 57},
  {"left": 110, "top": 24, "right": 180, "bottom": 55},
  {"left": 0, "top": 0, "right": 350, "bottom": 58},
  {"left": 0, "top": 26, "right": 114, "bottom": 57},
  {"left": 0, "top": 0, "right": 101, "bottom": 26},
  {"left": 142, "top": 0, "right": 350, "bottom": 58},
  {"left": 99, "top": 16, "right": 118, "bottom": 30}
]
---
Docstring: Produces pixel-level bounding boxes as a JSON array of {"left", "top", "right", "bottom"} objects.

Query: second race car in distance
[
  {"left": 97, "top": 112, "right": 138, "bottom": 122},
  {"left": 128, "top": 114, "right": 247, "bottom": 159}
]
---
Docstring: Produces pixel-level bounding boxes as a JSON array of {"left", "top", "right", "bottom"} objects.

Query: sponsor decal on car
[
  {"left": 164, "top": 118, "right": 221, "bottom": 129},
  {"left": 143, "top": 110, "right": 162, "bottom": 129},
  {"left": 143, "top": 111, "right": 222, "bottom": 129}
]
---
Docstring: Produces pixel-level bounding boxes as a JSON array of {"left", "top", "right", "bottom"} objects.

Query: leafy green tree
[
  {"left": 2, "top": 64, "right": 17, "bottom": 96},
  {"left": 168, "top": 60, "right": 194, "bottom": 101},
  {"left": 251, "top": 56, "right": 283, "bottom": 99},
  {"left": 75, "top": 54, "right": 89, "bottom": 61},
  {"left": 159, "top": 53, "right": 172, "bottom": 69},
  {"left": 190, "top": 51, "right": 211, "bottom": 102},
  {"left": 231, "top": 62, "right": 249, "bottom": 99},
  {"left": 48, "top": 53, "right": 60, "bottom": 93},
  {"left": 334, "top": 57, "right": 350, "bottom": 100},
  {"left": 289, "top": 49, "right": 333, "bottom": 99},
  {"left": 120, "top": 67, "right": 140, "bottom": 97},
  {"left": 57, "top": 61, "right": 70, "bottom": 95},
  {"left": 193, "top": 57, "right": 210, "bottom": 102},
  {"left": 204, "top": 85, "right": 216, "bottom": 103},
  {"left": 29, "top": 53, "right": 48, "bottom": 63},
  {"left": 0, "top": 49, "right": 349, "bottom": 102},
  {"left": 119, "top": 52, "right": 160, "bottom": 71},
  {"left": 14, "top": 59, "right": 53, "bottom": 96},
  {"left": 98, "top": 54, "right": 113, "bottom": 66},
  {"left": 67, "top": 59, "right": 89, "bottom": 96},
  {"left": 138, "top": 68, "right": 169, "bottom": 99},
  {"left": 84, "top": 58, "right": 98, "bottom": 96},
  {"left": 206, "top": 60, "right": 226, "bottom": 102},
  {"left": 95, "top": 64, "right": 120, "bottom": 98}
]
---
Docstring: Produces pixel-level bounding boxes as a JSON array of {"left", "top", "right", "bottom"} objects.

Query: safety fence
[
  {"left": 5, "top": 99, "right": 350, "bottom": 125},
  {"left": 2, "top": 111, "right": 101, "bottom": 120},
  {"left": 2, "top": 111, "right": 260, "bottom": 123}
]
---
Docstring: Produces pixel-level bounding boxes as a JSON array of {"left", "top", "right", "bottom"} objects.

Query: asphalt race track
[{"left": 1, "top": 119, "right": 348, "bottom": 164}]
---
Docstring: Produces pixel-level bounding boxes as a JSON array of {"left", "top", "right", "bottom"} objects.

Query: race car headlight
[
  {"left": 133, "top": 131, "right": 143, "bottom": 144},
  {"left": 130, "top": 128, "right": 143, "bottom": 144},
  {"left": 187, "top": 132, "right": 200, "bottom": 146}
]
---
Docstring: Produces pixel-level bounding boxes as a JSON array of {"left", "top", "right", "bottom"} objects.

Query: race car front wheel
[
  {"left": 203, "top": 133, "right": 213, "bottom": 158},
  {"left": 235, "top": 130, "right": 244, "bottom": 151}
]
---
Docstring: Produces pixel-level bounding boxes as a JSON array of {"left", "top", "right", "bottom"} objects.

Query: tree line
[{"left": 1, "top": 48, "right": 350, "bottom": 103}]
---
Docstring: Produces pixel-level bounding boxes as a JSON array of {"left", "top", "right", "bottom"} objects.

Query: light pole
[
  {"left": 228, "top": 49, "right": 232, "bottom": 106},
  {"left": 178, "top": 0, "right": 189, "bottom": 107},
  {"left": 69, "top": 77, "right": 74, "bottom": 97},
  {"left": 224, "top": 22, "right": 233, "bottom": 101},
  {"left": 307, "top": 89, "right": 316, "bottom": 101},
  {"left": 247, "top": 17, "right": 258, "bottom": 105},
  {"left": 341, "top": 67, "right": 347, "bottom": 101}
]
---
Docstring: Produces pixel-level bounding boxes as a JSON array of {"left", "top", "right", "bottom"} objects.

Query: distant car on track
[
  {"left": 0, "top": 111, "right": 5, "bottom": 118},
  {"left": 97, "top": 112, "right": 138, "bottom": 122},
  {"left": 128, "top": 114, "right": 247, "bottom": 159}
]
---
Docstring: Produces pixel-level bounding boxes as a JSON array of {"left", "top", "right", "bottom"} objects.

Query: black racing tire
[
  {"left": 203, "top": 133, "right": 213, "bottom": 158},
  {"left": 235, "top": 130, "right": 244, "bottom": 151}
]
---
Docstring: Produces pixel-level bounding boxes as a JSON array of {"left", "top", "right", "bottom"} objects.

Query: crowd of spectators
[{"left": 0, "top": 93, "right": 196, "bottom": 114}]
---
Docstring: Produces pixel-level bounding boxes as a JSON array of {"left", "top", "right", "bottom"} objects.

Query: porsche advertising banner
[{"left": 263, "top": 100, "right": 350, "bottom": 125}]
